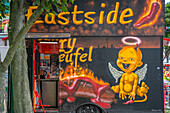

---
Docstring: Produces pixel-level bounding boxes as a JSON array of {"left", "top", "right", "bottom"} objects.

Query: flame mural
[
  {"left": 59, "top": 63, "right": 109, "bottom": 85},
  {"left": 133, "top": 0, "right": 162, "bottom": 29},
  {"left": 59, "top": 63, "right": 117, "bottom": 109}
]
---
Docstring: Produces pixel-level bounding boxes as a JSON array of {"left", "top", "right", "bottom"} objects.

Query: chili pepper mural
[{"left": 133, "top": 0, "right": 162, "bottom": 29}]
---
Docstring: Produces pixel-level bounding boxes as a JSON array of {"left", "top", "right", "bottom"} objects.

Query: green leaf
[
  {"left": 56, "top": 0, "right": 62, "bottom": 5},
  {"left": 5, "top": 6, "right": 10, "bottom": 10},
  {"left": 54, "top": 3, "right": 59, "bottom": 8},
  {"left": 37, "top": 0, "right": 40, "bottom": 5},
  {"left": 49, "top": 5, "right": 52, "bottom": 10},
  {"left": 32, "top": 2, "right": 36, "bottom": 6},
  {"left": 165, "top": 3, "right": 170, "bottom": 38},
  {"left": 61, "top": 4, "right": 68, "bottom": 12},
  {"left": 63, "top": 0, "right": 67, "bottom": 5},
  {"left": 49, "top": 0, "right": 52, "bottom": 3},
  {"left": 33, "top": 0, "right": 40, "bottom": 6},
  {"left": 44, "top": 5, "right": 50, "bottom": 12},
  {"left": 52, "top": 10, "right": 58, "bottom": 15},
  {"left": 69, "top": 0, "right": 74, "bottom": 4},
  {"left": 56, "top": 7, "right": 62, "bottom": 12}
]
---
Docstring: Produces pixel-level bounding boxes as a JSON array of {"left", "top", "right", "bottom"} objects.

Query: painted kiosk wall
[{"left": 27, "top": 0, "right": 165, "bottom": 113}]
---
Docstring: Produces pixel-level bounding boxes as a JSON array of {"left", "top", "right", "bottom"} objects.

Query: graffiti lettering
[
  {"left": 25, "top": 2, "right": 133, "bottom": 25},
  {"left": 59, "top": 38, "right": 93, "bottom": 68}
]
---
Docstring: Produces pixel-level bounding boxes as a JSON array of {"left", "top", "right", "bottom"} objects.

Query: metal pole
[{"left": 33, "top": 40, "right": 36, "bottom": 112}]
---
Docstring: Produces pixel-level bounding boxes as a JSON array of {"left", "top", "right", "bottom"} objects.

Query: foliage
[
  {"left": 164, "top": 3, "right": 170, "bottom": 63},
  {"left": 0, "top": 0, "right": 75, "bottom": 112},
  {"left": 165, "top": 3, "right": 170, "bottom": 27},
  {"left": 33, "top": 0, "right": 74, "bottom": 14},
  {"left": 164, "top": 45, "right": 170, "bottom": 62},
  {"left": 164, "top": 45, "right": 170, "bottom": 52},
  {"left": 0, "top": 0, "right": 74, "bottom": 20},
  {"left": 0, "top": 0, "right": 10, "bottom": 19}
]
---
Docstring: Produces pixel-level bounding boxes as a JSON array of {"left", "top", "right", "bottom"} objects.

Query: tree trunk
[
  {"left": 9, "top": 0, "right": 32, "bottom": 112},
  {"left": 11, "top": 41, "right": 32, "bottom": 113},
  {"left": 0, "top": 0, "right": 45, "bottom": 111},
  {"left": 0, "top": 72, "right": 6, "bottom": 112}
]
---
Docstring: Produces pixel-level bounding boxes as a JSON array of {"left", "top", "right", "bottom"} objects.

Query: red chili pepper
[
  {"left": 133, "top": 2, "right": 160, "bottom": 28},
  {"left": 123, "top": 100, "right": 134, "bottom": 104}
]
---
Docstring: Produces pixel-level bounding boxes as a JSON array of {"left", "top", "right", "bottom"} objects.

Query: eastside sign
[
  {"left": 27, "top": 0, "right": 164, "bottom": 36},
  {"left": 26, "top": 2, "right": 133, "bottom": 26}
]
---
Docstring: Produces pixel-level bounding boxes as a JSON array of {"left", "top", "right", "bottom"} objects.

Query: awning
[
  {"left": 0, "top": 36, "right": 8, "bottom": 41},
  {"left": 163, "top": 37, "right": 170, "bottom": 41},
  {"left": 0, "top": 33, "right": 8, "bottom": 41},
  {"left": 163, "top": 37, "right": 170, "bottom": 46}
]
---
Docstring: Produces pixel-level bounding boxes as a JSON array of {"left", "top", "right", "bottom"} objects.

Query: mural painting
[
  {"left": 109, "top": 46, "right": 149, "bottom": 104},
  {"left": 58, "top": 36, "right": 163, "bottom": 112},
  {"left": 26, "top": 0, "right": 164, "bottom": 112}
]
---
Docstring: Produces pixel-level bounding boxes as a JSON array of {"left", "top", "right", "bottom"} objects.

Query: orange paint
[
  {"left": 59, "top": 63, "right": 109, "bottom": 85},
  {"left": 134, "top": 0, "right": 162, "bottom": 29}
]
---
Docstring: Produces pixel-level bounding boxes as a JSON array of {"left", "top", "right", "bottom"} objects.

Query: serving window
[{"left": 26, "top": 38, "right": 60, "bottom": 111}]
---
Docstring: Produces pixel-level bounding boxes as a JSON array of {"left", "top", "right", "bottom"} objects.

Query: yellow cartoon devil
[{"left": 108, "top": 46, "right": 149, "bottom": 103}]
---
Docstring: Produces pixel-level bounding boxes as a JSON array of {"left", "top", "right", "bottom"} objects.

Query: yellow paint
[
  {"left": 84, "top": 12, "right": 96, "bottom": 24},
  {"left": 99, "top": 3, "right": 105, "bottom": 24},
  {"left": 59, "top": 39, "right": 67, "bottom": 52},
  {"left": 107, "top": 2, "right": 119, "bottom": 24},
  {"left": 59, "top": 63, "right": 109, "bottom": 85},
  {"left": 59, "top": 38, "right": 93, "bottom": 69},
  {"left": 111, "top": 46, "right": 149, "bottom": 102},
  {"left": 120, "top": 8, "right": 133, "bottom": 24},
  {"left": 134, "top": 94, "right": 147, "bottom": 102},
  {"left": 80, "top": 53, "right": 88, "bottom": 62},
  {"left": 45, "top": 13, "right": 56, "bottom": 24},
  {"left": 25, "top": 6, "right": 44, "bottom": 24},
  {"left": 65, "top": 38, "right": 77, "bottom": 54},
  {"left": 58, "top": 12, "right": 70, "bottom": 25},
  {"left": 59, "top": 54, "right": 65, "bottom": 62},
  {"left": 26, "top": 2, "right": 134, "bottom": 26},
  {"left": 88, "top": 46, "right": 93, "bottom": 62},
  {"left": 71, "top": 5, "right": 84, "bottom": 25},
  {"left": 65, "top": 53, "right": 73, "bottom": 63}
]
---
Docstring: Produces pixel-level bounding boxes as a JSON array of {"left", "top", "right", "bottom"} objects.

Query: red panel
[
  {"left": 37, "top": 43, "right": 59, "bottom": 54},
  {"left": 33, "top": 40, "right": 35, "bottom": 111}
]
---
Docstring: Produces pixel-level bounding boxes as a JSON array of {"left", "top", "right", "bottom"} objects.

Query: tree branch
[{"left": 0, "top": 1, "right": 45, "bottom": 73}]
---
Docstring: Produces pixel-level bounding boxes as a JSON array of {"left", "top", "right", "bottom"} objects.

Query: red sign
[{"left": 37, "top": 42, "right": 59, "bottom": 54}]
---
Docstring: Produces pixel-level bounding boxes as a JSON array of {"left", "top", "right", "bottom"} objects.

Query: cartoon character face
[{"left": 117, "top": 46, "right": 143, "bottom": 73}]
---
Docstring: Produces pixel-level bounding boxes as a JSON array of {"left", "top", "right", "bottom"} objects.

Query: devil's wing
[
  {"left": 135, "top": 64, "right": 148, "bottom": 84},
  {"left": 108, "top": 62, "right": 123, "bottom": 83}
]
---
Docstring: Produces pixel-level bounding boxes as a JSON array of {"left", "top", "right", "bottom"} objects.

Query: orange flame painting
[
  {"left": 59, "top": 63, "right": 109, "bottom": 85},
  {"left": 133, "top": 0, "right": 162, "bottom": 29}
]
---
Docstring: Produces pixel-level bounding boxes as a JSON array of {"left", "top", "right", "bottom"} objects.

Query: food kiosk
[{"left": 26, "top": 0, "right": 165, "bottom": 113}]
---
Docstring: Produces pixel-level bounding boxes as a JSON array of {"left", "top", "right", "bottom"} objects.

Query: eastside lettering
[
  {"left": 25, "top": 2, "right": 133, "bottom": 25},
  {"left": 59, "top": 38, "right": 93, "bottom": 68}
]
